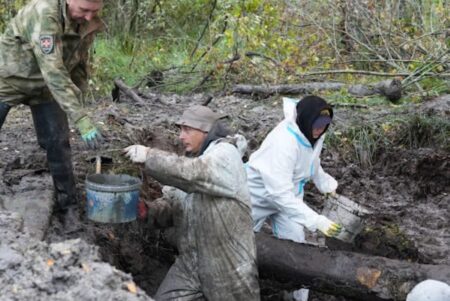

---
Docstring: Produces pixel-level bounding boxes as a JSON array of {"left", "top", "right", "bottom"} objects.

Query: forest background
[
  {"left": 0, "top": 2, "right": 449, "bottom": 300},
  {"left": 0, "top": 0, "right": 449, "bottom": 103}
]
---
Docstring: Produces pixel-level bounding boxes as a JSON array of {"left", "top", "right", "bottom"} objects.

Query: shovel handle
[{"left": 95, "top": 155, "right": 102, "bottom": 174}]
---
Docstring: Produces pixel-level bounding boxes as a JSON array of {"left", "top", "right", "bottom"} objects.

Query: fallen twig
[{"left": 245, "top": 51, "right": 280, "bottom": 66}]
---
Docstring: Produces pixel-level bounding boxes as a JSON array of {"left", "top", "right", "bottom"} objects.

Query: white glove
[
  {"left": 316, "top": 215, "right": 342, "bottom": 238},
  {"left": 324, "top": 191, "right": 337, "bottom": 199},
  {"left": 123, "top": 145, "right": 150, "bottom": 163}
]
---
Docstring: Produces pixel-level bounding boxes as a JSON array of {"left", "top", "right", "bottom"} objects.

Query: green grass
[
  {"left": 90, "top": 38, "right": 153, "bottom": 96},
  {"left": 327, "top": 123, "right": 386, "bottom": 168},
  {"left": 418, "top": 77, "right": 450, "bottom": 96},
  {"left": 90, "top": 36, "right": 192, "bottom": 95},
  {"left": 326, "top": 114, "right": 450, "bottom": 167},
  {"left": 393, "top": 114, "right": 450, "bottom": 151}
]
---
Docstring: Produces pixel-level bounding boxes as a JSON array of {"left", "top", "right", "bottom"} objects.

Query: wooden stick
[
  {"left": 95, "top": 155, "right": 101, "bottom": 174},
  {"left": 113, "top": 78, "right": 147, "bottom": 106}
]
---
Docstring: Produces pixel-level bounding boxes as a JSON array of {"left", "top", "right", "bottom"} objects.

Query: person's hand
[
  {"left": 137, "top": 199, "right": 148, "bottom": 220},
  {"left": 75, "top": 116, "right": 104, "bottom": 149},
  {"left": 316, "top": 215, "right": 342, "bottom": 238},
  {"left": 123, "top": 145, "right": 150, "bottom": 163},
  {"left": 324, "top": 191, "right": 337, "bottom": 199}
]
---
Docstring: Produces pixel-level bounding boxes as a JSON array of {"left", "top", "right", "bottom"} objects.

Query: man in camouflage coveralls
[
  {"left": 0, "top": 0, "right": 105, "bottom": 224},
  {"left": 124, "top": 106, "right": 260, "bottom": 301}
]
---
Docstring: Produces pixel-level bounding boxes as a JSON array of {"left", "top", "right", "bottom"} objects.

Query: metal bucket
[
  {"left": 322, "top": 195, "right": 370, "bottom": 243},
  {"left": 85, "top": 174, "right": 142, "bottom": 223}
]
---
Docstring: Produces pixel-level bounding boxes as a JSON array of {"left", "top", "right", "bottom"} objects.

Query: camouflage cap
[{"left": 176, "top": 105, "right": 226, "bottom": 132}]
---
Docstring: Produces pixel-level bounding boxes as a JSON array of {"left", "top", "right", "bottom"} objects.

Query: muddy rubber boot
[
  {"left": 0, "top": 102, "right": 11, "bottom": 130},
  {"left": 30, "top": 101, "right": 78, "bottom": 221},
  {"left": 59, "top": 204, "right": 83, "bottom": 234}
]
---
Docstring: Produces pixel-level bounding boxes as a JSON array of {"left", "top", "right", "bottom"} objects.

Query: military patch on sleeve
[{"left": 39, "top": 35, "right": 54, "bottom": 54}]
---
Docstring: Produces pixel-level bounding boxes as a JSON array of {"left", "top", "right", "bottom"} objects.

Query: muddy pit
[{"left": 0, "top": 93, "right": 449, "bottom": 300}]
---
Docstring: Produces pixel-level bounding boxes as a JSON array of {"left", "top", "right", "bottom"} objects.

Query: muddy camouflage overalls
[
  {"left": 144, "top": 137, "right": 260, "bottom": 301},
  {"left": 0, "top": 0, "right": 104, "bottom": 210}
]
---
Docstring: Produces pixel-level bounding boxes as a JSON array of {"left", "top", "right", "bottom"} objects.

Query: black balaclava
[{"left": 295, "top": 95, "right": 333, "bottom": 146}]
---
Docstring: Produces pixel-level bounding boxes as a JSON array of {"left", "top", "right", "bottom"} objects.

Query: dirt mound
[{"left": 0, "top": 210, "right": 153, "bottom": 301}]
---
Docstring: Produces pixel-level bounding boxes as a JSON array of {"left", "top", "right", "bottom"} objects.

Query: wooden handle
[{"left": 95, "top": 155, "right": 101, "bottom": 174}]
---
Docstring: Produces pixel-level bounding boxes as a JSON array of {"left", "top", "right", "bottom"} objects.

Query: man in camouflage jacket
[{"left": 0, "top": 0, "right": 105, "bottom": 223}]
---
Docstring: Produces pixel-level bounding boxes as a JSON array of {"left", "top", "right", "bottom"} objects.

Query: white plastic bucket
[{"left": 322, "top": 195, "right": 370, "bottom": 243}]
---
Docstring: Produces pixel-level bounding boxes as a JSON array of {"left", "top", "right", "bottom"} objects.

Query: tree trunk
[
  {"left": 146, "top": 201, "right": 447, "bottom": 300},
  {"left": 232, "top": 82, "right": 345, "bottom": 95},
  {"left": 256, "top": 232, "right": 449, "bottom": 301},
  {"left": 113, "top": 78, "right": 146, "bottom": 105},
  {"left": 232, "top": 79, "right": 402, "bottom": 102}
]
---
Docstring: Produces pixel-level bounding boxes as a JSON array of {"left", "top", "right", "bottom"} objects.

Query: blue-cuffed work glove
[
  {"left": 316, "top": 215, "right": 342, "bottom": 238},
  {"left": 75, "top": 116, "right": 104, "bottom": 150}
]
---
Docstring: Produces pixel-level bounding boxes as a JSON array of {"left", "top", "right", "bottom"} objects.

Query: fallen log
[
  {"left": 113, "top": 78, "right": 169, "bottom": 106},
  {"left": 232, "top": 79, "right": 402, "bottom": 102},
  {"left": 232, "top": 82, "right": 345, "bottom": 96},
  {"left": 113, "top": 78, "right": 147, "bottom": 106},
  {"left": 348, "top": 79, "right": 402, "bottom": 102},
  {"left": 256, "top": 232, "right": 450, "bottom": 301},
  {"left": 145, "top": 200, "right": 449, "bottom": 300}
]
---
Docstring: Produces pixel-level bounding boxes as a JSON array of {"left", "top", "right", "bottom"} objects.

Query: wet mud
[
  {"left": 0, "top": 93, "right": 448, "bottom": 300},
  {"left": 0, "top": 211, "right": 152, "bottom": 301}
]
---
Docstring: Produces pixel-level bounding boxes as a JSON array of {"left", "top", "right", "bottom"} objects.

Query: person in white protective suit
[
  {"left": 246, "top": 95, "right": 343, "bottom": 301},
  {"left": 406, "top": 279, "right": 450, "bottom": 301},
  {"left": 124, "top": 105, "right": 260, "bottom": 301}
]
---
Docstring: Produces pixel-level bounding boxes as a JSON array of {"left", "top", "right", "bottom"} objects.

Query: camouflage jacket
[{"left": 0, "top": 0, "right": 105, "bottom": 122}]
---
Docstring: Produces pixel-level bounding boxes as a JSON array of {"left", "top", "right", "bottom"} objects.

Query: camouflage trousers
[
  {"left": 155, "top": 255, "right": 259, "bottom": 301},
  {"left": 0, "top": 78, "right": 77, "bottom": 211},
  {"left": 0, "top": 77, "right": 53, "bottom": 106},
  {"left": 155, "top": 258, "right": 205, "bottom": 301}
]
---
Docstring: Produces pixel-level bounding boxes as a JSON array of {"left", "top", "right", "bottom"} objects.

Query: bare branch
[
  {"left": 190, "top": 15, "right": 228, "bottom": 72},
  {"left": 245, "top": 51, "right": 280, "bottom": 66},
  {"left": 190, "top": 0, "right": 217, "bottom": 59}
]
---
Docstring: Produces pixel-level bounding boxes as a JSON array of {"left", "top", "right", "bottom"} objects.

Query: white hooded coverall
[{"left": 247, "top": 97, "right": 338, "bottom": 243}]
